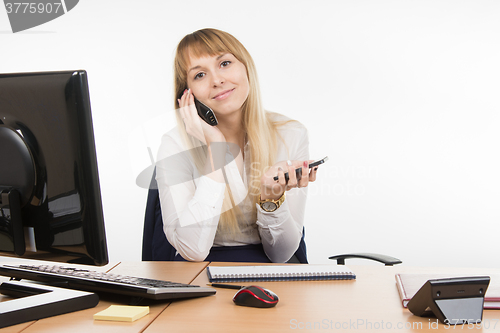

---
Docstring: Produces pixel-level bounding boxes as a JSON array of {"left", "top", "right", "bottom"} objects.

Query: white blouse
[{"left": 155, "top": 113, "right": 309, "bottom": 262}]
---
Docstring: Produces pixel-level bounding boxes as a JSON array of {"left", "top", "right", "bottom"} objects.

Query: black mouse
[{"left": 232, "top": 285, "right": 279, "bottom": 308}]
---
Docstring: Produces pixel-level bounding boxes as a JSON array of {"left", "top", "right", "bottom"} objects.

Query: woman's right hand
[{"left": 178, "top": 89, "right": 225, "bottom": 145}]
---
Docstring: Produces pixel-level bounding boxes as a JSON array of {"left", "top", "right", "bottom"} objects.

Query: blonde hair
[{"left": 173, "top": 28, "right": 280, "bottom": 232}]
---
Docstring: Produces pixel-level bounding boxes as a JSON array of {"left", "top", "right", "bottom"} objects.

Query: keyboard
[{"left": 0, "top": 264, "right": 216, "bottom": 300}]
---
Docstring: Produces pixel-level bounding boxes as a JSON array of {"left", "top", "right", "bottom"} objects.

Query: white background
[{"left": 1, "top": 0, "right": 499, "bottom": 268}]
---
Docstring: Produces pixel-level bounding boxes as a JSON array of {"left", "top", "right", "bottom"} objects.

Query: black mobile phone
[
  {"left": 194, "top": 98, "right": 218, "bottom": 126},
  {"left": 273, "top": 156, "right": 328, "bottom": 182},
  {"left": 309, "top": 156, "right": 328, "bottom": 168}
]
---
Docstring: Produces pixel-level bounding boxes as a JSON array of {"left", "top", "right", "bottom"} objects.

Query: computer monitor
[{"left": 0, "top": 70, "right": 108, "bottom": 266}]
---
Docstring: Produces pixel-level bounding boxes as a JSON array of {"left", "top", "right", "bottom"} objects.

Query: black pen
[{"left": 207, "top": 283, "right": 245, "bottom": 290}]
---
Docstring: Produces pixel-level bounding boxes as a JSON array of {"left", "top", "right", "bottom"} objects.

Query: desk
[
  {"left": 147, "top": 264, "right": 500, "bottom": 333},
  {"left": 1, "top": 263, "right": 499, "bottom": 332},
  {"left": 0, "top": 262, "right": 208, "bottom": 333}
]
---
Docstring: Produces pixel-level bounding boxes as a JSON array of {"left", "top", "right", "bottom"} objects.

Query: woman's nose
[{"left": 212, "top": 74, "right": 225, "bottom": 86}]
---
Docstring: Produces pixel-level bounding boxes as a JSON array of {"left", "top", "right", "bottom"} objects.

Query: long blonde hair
[{"left": 173, "top": 28, "right": 279, "bottom": 232}]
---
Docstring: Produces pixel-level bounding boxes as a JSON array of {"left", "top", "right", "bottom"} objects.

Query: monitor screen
[{"left": 0, "top": 70, "right": 108, "bottom": 266}]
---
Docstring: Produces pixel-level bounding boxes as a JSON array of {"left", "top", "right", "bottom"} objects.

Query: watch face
[{"left": 262, "top": 201, "right": 277, "bottom": 212}]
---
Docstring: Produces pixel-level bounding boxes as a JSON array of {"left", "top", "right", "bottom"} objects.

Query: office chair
[
  {"left": 329, "top": 253, "right": 402, "bottom": 266},
  {"left": 142, "top": 172, "right": 176, "bottom": 261},
  {"left": 142, "top": 169, "right": 308, "bottom": 263}
]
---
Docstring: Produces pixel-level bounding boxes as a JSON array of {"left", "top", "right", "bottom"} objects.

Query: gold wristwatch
[{"left": 259, "top": 192, "right": 285, "bottom": 212}]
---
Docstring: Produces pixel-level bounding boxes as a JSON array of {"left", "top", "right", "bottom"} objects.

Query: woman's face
[{"left": 186, "top": 52, "right": 249, "bottom": 118}]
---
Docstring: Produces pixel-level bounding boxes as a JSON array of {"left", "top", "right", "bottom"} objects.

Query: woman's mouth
[{"left": 212, "top": 88, "right": 235, "bottom": 101}]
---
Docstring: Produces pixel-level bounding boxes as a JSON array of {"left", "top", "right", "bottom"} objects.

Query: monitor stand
[
  {"left": 0, "top": 280, "right": 99, "bottom": 328},
  {"left": 0, "top": 187, "right": 25, "bottom": 256}
]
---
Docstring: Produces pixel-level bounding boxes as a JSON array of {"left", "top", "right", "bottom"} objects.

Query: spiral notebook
[{"left": 207, "top": 264, "right": 356, "bottom": 282}]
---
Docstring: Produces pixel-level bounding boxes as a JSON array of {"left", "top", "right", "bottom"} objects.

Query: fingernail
[
  {"left": 183, "top": 89, "right": 187, "bottom": 94},
  {"left": 303, "top": 161, "right": 308, "bottom": 168},
  {"left": 278, "top": 167, "right": 283, "bottom": 172},
  {"left": 187, "top": 88, "right": 191, "bottom": 93}
]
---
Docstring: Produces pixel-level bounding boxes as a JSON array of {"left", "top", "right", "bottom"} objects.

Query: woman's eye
[
  {"left": 220, "top": 60, "right": 231, "bottom": 67},
  {"left": 194, "top": 72, "right": 205, "bottom": 80}
]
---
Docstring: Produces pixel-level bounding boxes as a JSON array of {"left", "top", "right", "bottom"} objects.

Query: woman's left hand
[{"left": 260, "top": 160, "right": 318, "bottom": 200}]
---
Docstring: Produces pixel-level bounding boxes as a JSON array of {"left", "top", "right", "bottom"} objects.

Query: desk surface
[
  {"left": 1, "top": 262, "right": 499, "bottom": 333},
  {"left": 0, "top": 261, "right": 208, "bottom": 333},
  {"left": 146, "top": 264, "right": 500, "bottom": 333}
]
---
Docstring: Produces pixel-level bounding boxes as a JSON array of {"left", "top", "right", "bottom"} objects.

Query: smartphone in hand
[
  {"left": 273, "top": 156, "right": 328, "bottom": 182},
  {"left": 194, "top": 98, "right": 218, "bottom": 126}
]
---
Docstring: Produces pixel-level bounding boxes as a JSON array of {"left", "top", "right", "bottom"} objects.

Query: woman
[{"left": 155, "top": 28, "right": 318, "bottom": 263}]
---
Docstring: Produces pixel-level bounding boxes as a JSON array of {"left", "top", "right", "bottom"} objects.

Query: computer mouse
[{"left": 232, "top": 285, "right": 279, "bottom": 308}]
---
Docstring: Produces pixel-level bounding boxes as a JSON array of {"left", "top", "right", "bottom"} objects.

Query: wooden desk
[
  {"left": 0, "top": 261, "right": 117, "bottom": 333},
  {"left": 0, "top": 261, "right": 208, "bottom": 333},
  {"left": 2, "top": 262, "right": 500, "bottom": 332},
  {"left": 145, "top": 264, "right": 500, "bottom": 333}
]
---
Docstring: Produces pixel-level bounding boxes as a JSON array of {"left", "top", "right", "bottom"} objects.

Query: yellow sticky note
[{"left": 93, "top": 305, "right": 149, "bottom": 322}]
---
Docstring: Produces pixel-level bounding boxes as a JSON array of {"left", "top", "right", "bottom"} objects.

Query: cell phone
[
  {"left": 273, "top": 156, "right": 328, "bottom": 182},
  {"left": 194, "top": 98, "right": 218, "bottom": 126},
  {"left": 309, "top": 156, "right": 328, "bottom": 168}
]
